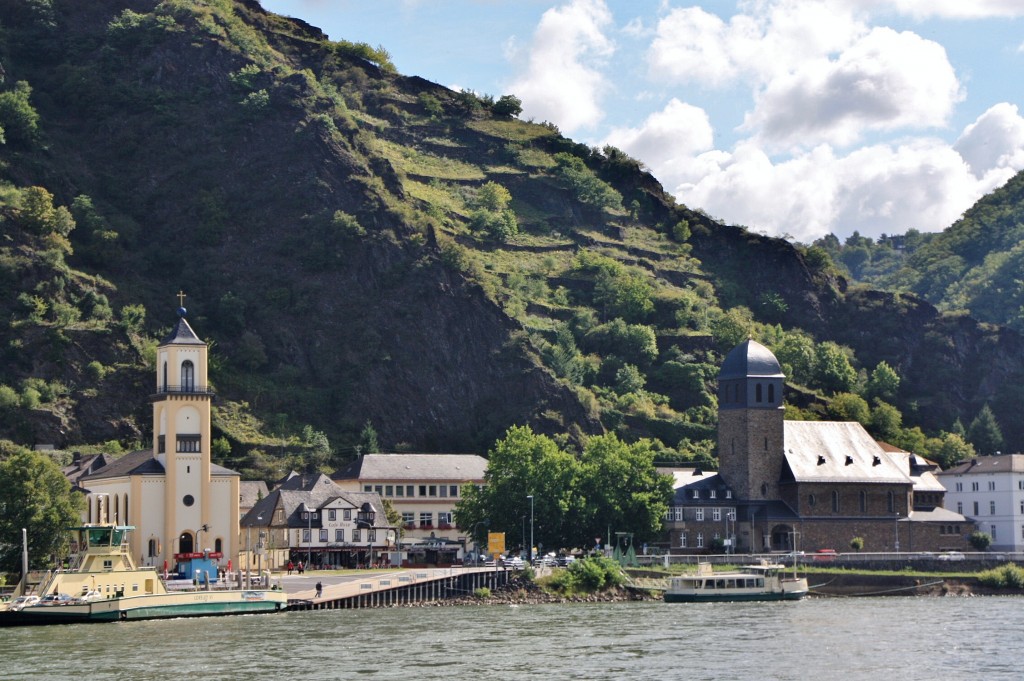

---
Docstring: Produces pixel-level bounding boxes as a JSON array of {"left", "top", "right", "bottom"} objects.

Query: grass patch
[
  {"left": 404, "top": 179, "right": 470, "bottom": 218},
  {"left": 376, "top": 139, "right": 485, "bottom": 180},
  {"left": 468, "top": 119, "right": 557, "bottom": 142}
]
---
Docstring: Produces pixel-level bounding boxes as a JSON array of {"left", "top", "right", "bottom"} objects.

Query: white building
[
  {"left": 939, "top": 455, "right": 1024, "bottom": 551},
  {"left": 81, "top": 304, "right": 240, "bottom": 569}
]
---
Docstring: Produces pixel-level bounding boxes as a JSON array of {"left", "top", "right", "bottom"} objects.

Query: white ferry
[
  {"left": 664, "top": 561, "right": 809, "bottom": 603},
  {"left": 0, "top": 524, "right": 287, "bottom": 626}
]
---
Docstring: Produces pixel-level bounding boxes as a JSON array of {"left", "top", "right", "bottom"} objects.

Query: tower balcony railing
[{"left": 153, "top": 384, "right": 216, "bottom": 397}]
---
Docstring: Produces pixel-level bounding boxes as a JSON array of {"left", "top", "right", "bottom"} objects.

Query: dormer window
[{"left": 692, "top": 490, "right": 700, "bottom": 499}]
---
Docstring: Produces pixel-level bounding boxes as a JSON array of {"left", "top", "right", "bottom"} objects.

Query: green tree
[
  {"left": 0, "top": 442, "right": 84, "bottom": 571},
  {"left": 866, "top": 361, "right": 900, "bottom": 402},
  {"left": 0, "top": 81, "right": 40, "bottom": 146},
  {"left": 869, "top": 399, "right": 903, "bottom": 442},
  {"left": 967, "top": 404, "right": 1004, "bottom": 456},
  {"left": 475, "top": 182, "right": 512, "bottom": 212},
  {"left": 593, "top": 268, "right": 654, "bottom": 322},
  {"left": 359, "top": 420, "right": 380, "bottom": 454},
  {"left": 492, "top": 94, "right": 523, "bottom": 119},
  {"left": 968, "top": 531, "right": 992, "bottom": 551},
  {"left": 930, "top": 432, "right": 975, "bottom": 469},
  {"left": 827, "top": 392, "right": 870, "bottom": 425},
  {"left": 813, "top": 341, "right": 857, "bottom": 394}
]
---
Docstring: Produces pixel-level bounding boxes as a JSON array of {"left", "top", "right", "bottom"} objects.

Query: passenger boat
[
  {"left": 664, "top": 561, "right": 809, "bottom": 603},
  {"left": 0, "top": 523, "right": 287, "bottom": 626}
]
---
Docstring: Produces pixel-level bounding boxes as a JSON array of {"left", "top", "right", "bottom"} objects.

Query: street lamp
[
  {"left": 307, "top": 504, "right": 313, "bottom": 570},
  {"left": 894, "top": 512, "right": 900, "bottom": 556},
  {"left": 527, "top": 495, "right": 534, "bottom": 564},
  {"left": 256, "top": 515, "right": 264, "bottom": 582},
  {"left": 521, "top": 515, "right": 526, "bottom": 558}
]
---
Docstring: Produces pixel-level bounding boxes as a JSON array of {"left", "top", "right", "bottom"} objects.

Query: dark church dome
[{"left": 718, "top": 339, "right": 785, "bottom": 380}]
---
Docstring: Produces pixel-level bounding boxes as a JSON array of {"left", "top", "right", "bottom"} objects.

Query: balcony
[{"left": 152, "top": 384, "right": 216, "bottom": 400}]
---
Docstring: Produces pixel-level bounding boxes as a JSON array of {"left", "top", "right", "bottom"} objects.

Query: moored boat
[
  {"left": 664, "top": 561, "right": 809, "bottom": 603},
  {"left": 0, "top": 523, "right": 286, "bottom": 626}
]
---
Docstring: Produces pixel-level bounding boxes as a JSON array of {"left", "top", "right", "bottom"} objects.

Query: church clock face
[{"left": 182, "top": 494, "right": 195, "bottom": 507}]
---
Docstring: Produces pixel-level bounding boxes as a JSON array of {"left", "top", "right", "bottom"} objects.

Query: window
[
  {"left": 972, "top": 482, "right": 979, "bottom": 491},
  {"left": 182, "top": 495, "right": 194, "bottom": 507},
  {"left": 755, "top": 384, "right": 763, "bottom": 402},
  {"left": 148, "top": 539, "right": 159, "bottom": 557},
  {"left": 319, "top": 529, "right": 327, "bottom": 542},
  {"left": 692, "top": 490, "right": 700, "bottom": 499},
  {"left": 991, "top": 525, "right": 997, "bottom": 541},
  {"left": 974, "top": 501, "right": 979, "bottom": 515},
  {"left": 768, "top": 384, "right": 775, "bottom": 403},
  {"left": 181, "top": 360, "right": 194, "bottom": 390},
  {"left": 957, "top": 502, "right": 963, "bottom": 514},
  {"left": 450, "top": 485, "right": 459, "bottom": 497},
  {"left": 176, "top": 435, "right": 201, "bottom": 452},
  {"left": 429, "top": 485, "right": 437, "bottom": 497},
  {"left": 396, "top": 486, "right": 404, "bottom": 497},
  {"left": 859, "top": 491, "right": 867, "bottom": 513},
  {"left": 808, "top": 494, "right": 816, "bottom": 507},
  {"left": 1019, "top": 480, "right": 1024, "bottom": 490},
  {"left": 374, "top": 485, "right": 383, "bottom": 495},
  {"left": 402, "top": 512, "right": 414, "bottom": 525},
  {"left": 420, "top": 512, "right": 433, "bottom": 527},
  {"left": 696, "top": 533, "right": 704, "bottom": 548},
  {"left": 712, "top": 508, "right": 721, "bottom": 522},
  {"left": 369, "top": 529, "right": 377, "bottom": 542},
  {"left": 343, "top": 509, "right": 351, "bottom": 521},
  {"left": 832, "top": 491, "right": 840, "bottom": 513},
  {"left": 989, "top": 481, "right": 996, "bottom": 491},
  {"left": 419, "top": 485, "right": 427, "bottom": 497},
  {"left": 302, "top": 529, "right": 311, "bottom": 542},
  {"left": 887, "top": 491, "right": 895, "bottom": 513},
  {"left": 328, "top": 509, "right": 336, "bottom": 521},
  {"left": 385, "top": 485, "right": 393, "bottom": 496},
  {"left": 363, "top": 485, "right": 372, "bottom": 493},
  {"left": 1020, "top": 500, "right": 1024, "bottom": 514},
  {"left": 679, "top": 532, "right": 687, "bottom": 548},
  {"left": 353, "top": 529, "right": 361, "bottom": 542},
  {"left": 406, "top": 486, "right": 414, "bottom": 497},
  {"left": 710, "top": 489, "right": 717, "bottom": 499},
  {"left": 956, "top": 482, "right": 963, "bottom": 492},
  {"left": 695, "top": 508, "right": 704, "bottom": 521},
  {"left": 438, "top": 512, "right": 453, "bottom": 527},
  {"left": 673, "top": 507, "right": 683, "bottom": 522},
  {"left": 991, "top": 501, "right": 996, "bottom": 515},
  {"left": 335, "top": 529, "right": 345, "bottom": 542},
  {"left": 440, "top": 486, "right": 448, "bottom": 498}
]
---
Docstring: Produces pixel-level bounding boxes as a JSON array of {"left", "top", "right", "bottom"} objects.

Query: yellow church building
[{"left": 81, "top": 302, "right": 240, "bottom": 570}]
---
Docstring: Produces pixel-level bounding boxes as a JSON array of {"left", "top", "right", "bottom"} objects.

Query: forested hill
[
  {"left": 816, "top": 170, "right": 1024, "bottom": 335},
  {"left": 0, "top": 0, "right": 1021, "bottom": 480}
]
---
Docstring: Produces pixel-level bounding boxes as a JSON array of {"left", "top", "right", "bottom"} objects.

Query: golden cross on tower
[{"left": 177, "top": 290, "right": 187, "bottom": 307}]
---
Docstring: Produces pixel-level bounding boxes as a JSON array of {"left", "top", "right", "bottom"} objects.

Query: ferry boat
[
  {"left": 664, "top": 561, "right": 809, "bottom": 603},
  {"left": 0, "top": 524, "right": 287, "bottom": 626}
]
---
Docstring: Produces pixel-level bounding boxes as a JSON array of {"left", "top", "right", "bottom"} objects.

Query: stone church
[
  {"left": 81, "top": 302, "right": 240, "bottom": 569},
  {"left": 664, "top": 339, "right": 972, "bottom": 554}
]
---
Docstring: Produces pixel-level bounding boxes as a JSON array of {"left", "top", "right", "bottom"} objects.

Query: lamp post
[
  {"left": 527, "top": 495, "right": 534, "bottom": 564},
  {"left": 894, "top": 512, "right": 900, "bottom": 556},
  {"left": 521, "top": 515, "right": 526, "bottom": 559},
  {"left": 256, "top": 515, "right": 264, "bottom": 582},
  {"left": 307, "top": 505, "right": 313, "bottom": 570}
]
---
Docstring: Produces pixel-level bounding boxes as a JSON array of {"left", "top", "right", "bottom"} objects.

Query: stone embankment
[{"left": 406, "top": 575, "right": 656, "bottom": 607}]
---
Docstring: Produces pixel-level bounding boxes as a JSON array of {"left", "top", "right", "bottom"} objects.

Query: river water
[{"left": 1, "top": 597, "right": 1020, "bottom": 680}]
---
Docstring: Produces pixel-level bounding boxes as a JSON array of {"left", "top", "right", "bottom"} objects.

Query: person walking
[
  {"left": 287, "top": 561, "right": 294, "bottom": 575},
  {"left": 315, "top": 581, "right": 323, "bottom": 598}
]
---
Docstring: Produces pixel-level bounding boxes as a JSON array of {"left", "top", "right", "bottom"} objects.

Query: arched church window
[
  {"left": 859, "top": 491, "right": 867, "bottom": 513},
  {"left": 832, "top": 490, "right": 840, "bottom": 513},
  {"left": 768, "top": 384, "right": 775, "bottom": 403},
  {"left": 181, "top": 360, "right": 195, "bottom": 391},
  {"left": 215, "top": 538, "right": 223, "bottom": 553},
  {"left": 122, "top": 493, "right": 128, "bottom": 524},
  {"left": 755, "top": 384, "right": 763, "bottom": 403},
  {"left": 162, "top": 361, "right": 168, "bottom": 391},
  {"left": 808, "top": 494, "right": 816, "bottom": 507},
  {"left": 887, "top": 491, "right": 895, "bottom": 513},
  {"left": 148, "top": 539, "right": 158, "bottom": 557}
]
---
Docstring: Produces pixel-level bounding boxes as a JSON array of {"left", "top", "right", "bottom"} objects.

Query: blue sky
[{"left": 259, "top": 1, "right": 1024, "bottom": 243}]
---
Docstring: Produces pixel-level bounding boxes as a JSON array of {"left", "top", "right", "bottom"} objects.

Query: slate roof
[
  {"left": 718, "top": 339, "right": 785, "bottom": 380},
  {"left": 783, "top": 421, "right": 911, "bottom": 484},
  {"left": 908, "top": 506, "right": 968, "bottom": 522},
  {"left": 332, "top": 453, "right": 488, "bottom": 482},
  {"left": 80, "top": 449, "right": 239, "bottom": 484},
  {"left": 240, "top": 480, "right": 269, "bottom": 509},
  {"left": 160, "top": 312, "right": 205, "bottom": 346},
  {"left": 241, "top": 474, "right": 388, "bottom": 529},
  {"left": 940, "top": 454, "right": 1024, "bottom": 476}
]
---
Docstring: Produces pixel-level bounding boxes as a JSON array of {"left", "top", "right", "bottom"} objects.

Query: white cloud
[
  {"left": 647, "top": 1, "right": 866, "bottom": 88},
  {"left": 604, "top": 98, "right": 714, "bottom": 173},
  {"left": 507, "top": 0, "right": 615, "bottom": 133},
  {"left": 954, "top": 103, "right": 1024, "bottom": 180},
  {"left": 863, "top": 0, "right": 1024, "bottom": 20},
  {"left": 745, "top": 27, "right": 963, "bottom": 149}
]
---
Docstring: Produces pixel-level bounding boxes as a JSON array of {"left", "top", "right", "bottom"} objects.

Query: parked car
[
  {"left": 937, "top": 551, "right": 966, "bottom": 561},
  {"left": 40, "top": 593, "right": 73, "bottom": 605},
  {"left": 502, "top": 556, "right": 524, "bottom": 569},
  {"left": 813, "top": 549, "right": 838, "bottom": 562},
  {"left": 556, "top": 555, "right": 576, "bottom": 567},
  {"left": 10, "top": 595, "right": 40, "bottom": 610}
]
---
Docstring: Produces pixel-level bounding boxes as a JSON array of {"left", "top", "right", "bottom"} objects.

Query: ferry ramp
[{"left": 287, "top": 567, "right": 512, "bottom": 611}]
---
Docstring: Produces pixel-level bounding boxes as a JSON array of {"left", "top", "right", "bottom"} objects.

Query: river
[{"left": 1, "top": 597, "right": 1020, "bottom": 680}]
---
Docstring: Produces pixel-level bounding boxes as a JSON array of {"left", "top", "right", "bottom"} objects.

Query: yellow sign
[{"left": 487, "top": 532, "right": 505, "bottom": 557}]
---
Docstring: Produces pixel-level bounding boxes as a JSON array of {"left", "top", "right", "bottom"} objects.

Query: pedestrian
[
  {"left": 298, "top": 561, "right": 304, "bottom": 575},
  {"left": 287, "top": 560, "right": 294, "bottom": 575},
  {"left": 315, "top": 581, "right": 322, "bottom": 598}
]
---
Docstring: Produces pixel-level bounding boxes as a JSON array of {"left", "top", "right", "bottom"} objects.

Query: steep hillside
[{"left": 0, "top": 0, "right": 1022, "bottom": 478}]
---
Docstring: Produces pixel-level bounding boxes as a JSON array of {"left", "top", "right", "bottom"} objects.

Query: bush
[
  {"left": 472, "top": 587, "right": 491, "bottom": 599},
  {"left": 849, "top": 537, "right": 864, "bottom": 551},
  {"left": 978, "top": 564, "right": 1024, "bottom": 589},
  {"left": 969, "top": 531, "right": 992, "bottom": 551}
]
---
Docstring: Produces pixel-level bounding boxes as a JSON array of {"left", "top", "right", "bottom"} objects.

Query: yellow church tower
[{"left": 152, "top": 295, "right": 236, "bottom": 564}]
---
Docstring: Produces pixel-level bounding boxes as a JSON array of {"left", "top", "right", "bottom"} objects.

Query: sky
[{"left": 259, "top": 0, "right": 1024, "bottom": 243}]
